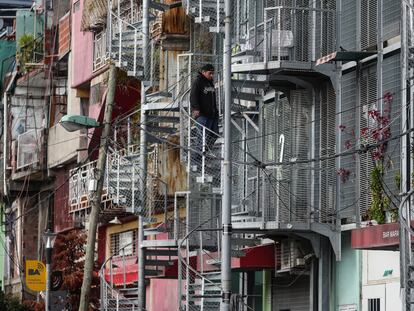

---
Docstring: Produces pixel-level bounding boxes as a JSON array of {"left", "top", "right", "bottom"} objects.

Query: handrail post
[
  {"left": 117, "top": 154, "right": 120, "bottom": 204},
  {"left": 118, "top": 5, "right": 122, "bottom": 66},
  {"left": 110, "top": 260, "right": 113, "bottom": 288},
  {"left": 201, "top": 127, "right": 206, "bottom": 182},
  {"left": 134, "top": 29, "right": 138, "bottom": 76},
  {"left": 122, "top": 248, "right": 126, "bottom": 289},
  {"left": 164, "top": 182, "right": 168, "bottom": 229},
  {"left": 277, "top": 8, "right": 281, "bottom": 61},
  {"left": 264, "top": 10, "right": 267, "bottom": 63},
  {"left": 174, "top": 192, "right": 178, "bottom": 241}
]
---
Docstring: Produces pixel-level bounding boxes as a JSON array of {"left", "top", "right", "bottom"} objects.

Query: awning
[
  {"left": 198, "top": 243, "right": 276, "bottom": 272},
  {"left": 351, "top": 222, "right": 405, "bottom": 250}
]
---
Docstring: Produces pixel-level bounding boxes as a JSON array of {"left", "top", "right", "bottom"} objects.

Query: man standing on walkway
[{"left": 190, "top": 63, "right": 219, "bottom": 153}]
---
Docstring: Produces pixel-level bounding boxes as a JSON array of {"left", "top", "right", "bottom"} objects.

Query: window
[
  {"left": 110, "top": 230, "right": 137, "bottom": 257},
  {"left": 368, "top": 298, "right": 380, "bottom": 311}
]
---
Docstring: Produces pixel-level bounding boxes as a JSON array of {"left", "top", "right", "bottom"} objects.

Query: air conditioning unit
[{"left": 279, "top": 239, "right": 305, "bottom": 271}]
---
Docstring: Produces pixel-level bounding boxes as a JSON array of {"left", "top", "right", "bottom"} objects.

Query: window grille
[
  {"left": 368, "top": 298, "right": 380, "bottom": 311},
  {"left": 110, "top": 230, "right": 137, "bottom": 257}
]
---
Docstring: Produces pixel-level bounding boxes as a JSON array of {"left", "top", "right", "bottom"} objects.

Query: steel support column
[
  {"left": 220, "top": 0, "right": 232, "bottom": 309},
  {"left": 138, "top": 0, "right": 149, "bottom": 310}
]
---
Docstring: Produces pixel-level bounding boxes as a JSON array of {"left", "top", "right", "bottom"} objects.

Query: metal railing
[
  {"left": 263, "top": 6, "right": 336, "bottom": 62},
  {"left": 100, "top": 241, "right": 139, "bottom": 311},
  {"left": 93, "top": 31, "right": 110, "bottom": 71}
]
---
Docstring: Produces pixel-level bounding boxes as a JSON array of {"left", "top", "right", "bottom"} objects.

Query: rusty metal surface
[
  {"left": 162, "top": 4, "right": 190, "bottom": 36},
  {"left": 156, "top": 136, "right": 187, "bottom": 196}
]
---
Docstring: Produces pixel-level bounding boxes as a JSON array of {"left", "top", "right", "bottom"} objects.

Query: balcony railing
[
  {"left": 93, "top": 31, "right": 110, "bottom": 71},
  {"left": 263, "top": 6, "right": 336, "bottom": 62},
  {"left": 15, "top": 129, "right": 44, "bottom": 170},
  {"left": 68, "top": 147, "right": 168, "bottom": 221}
]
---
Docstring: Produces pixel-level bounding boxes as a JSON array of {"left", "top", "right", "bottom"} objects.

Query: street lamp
[
  {"left": 59, "top": 114, "right": 100, "bottom": 132},
  {"left": 43, "top": 229, "right": 57, "bottom": 311}
]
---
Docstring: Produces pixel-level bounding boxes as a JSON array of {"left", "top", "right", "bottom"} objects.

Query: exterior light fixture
[{"left": 59, "top": 114, "right": 100, "bottom": 132}]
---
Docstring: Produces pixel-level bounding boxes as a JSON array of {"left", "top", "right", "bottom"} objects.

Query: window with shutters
[
  {"left": 110, "top": 230, "right": 137, "bottom": 257},
  {"left": 360, "top": 0, "right": 377, "bottom": 50}
]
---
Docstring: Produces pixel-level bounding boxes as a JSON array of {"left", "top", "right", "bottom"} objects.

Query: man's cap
[{"left": 200, "top": 64, "right": 214, "bottom": 72}]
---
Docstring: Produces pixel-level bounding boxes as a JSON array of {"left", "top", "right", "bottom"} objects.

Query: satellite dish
[{"left": 0, "top": 19, "right": 4, "bottom": 30}]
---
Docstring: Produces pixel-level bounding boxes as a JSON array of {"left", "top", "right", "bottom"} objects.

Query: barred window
[{"left": 110, "top": 230, "right": 137, "bottom": 257}]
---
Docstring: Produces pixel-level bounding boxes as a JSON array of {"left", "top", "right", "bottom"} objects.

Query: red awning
[
  {"left": 351, "top": 222, "right": 404, "bottom": 249},
  {"left": 198, "top": 243, "right": 276, "bottom": 272},
  {"left": 103, "top": 241, "right": 276, "bottom": 286}
]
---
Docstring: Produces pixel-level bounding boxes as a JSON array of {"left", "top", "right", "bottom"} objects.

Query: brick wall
[{"left": 59, "top": 12, "right": 71, "bottom": 57}]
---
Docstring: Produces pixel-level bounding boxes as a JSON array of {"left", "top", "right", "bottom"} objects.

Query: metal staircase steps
[
  {"left": 145, "top": 248, "right": 178, "bottom": 257},
  {"left": 142, "top": 239, "right": 178, "bottom": 248},
  {"left": 147, "top": 114, "right": 180, "bottom": 124},
  {"left": 145, "top": 259, "right": 175, "bottom": 266}
]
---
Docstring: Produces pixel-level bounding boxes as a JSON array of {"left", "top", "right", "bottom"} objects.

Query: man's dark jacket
[{"left": 190, "top": 73, "right": 218, "bottom": 119}]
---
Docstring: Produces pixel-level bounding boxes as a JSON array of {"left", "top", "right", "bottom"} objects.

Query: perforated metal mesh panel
[
  {"left": 383, "top": 1, "right": 401, "bottom": 41},
  {"left": 319, "top": 86, "right": 336, "bottom": 223},
  {"left": 360, "top": 0, "right": 377, "bottom": 50},
  {"left": 340, "top": 0, "right": 357, "bottom": 51},
  {"left": 381, "top": 53, "right": 401, "bottom": 214},
  {"left": 339, "top": 70, "right": 358, "bottom": 221},
  {"left": 264, "top": 4, "right": 336, "bottom": 62},
  {"left": 358, "top": 65, "right": 377, "bottom": 219},
  {"left": 262, "top": 90, "right": 312, "bottom": 224}
]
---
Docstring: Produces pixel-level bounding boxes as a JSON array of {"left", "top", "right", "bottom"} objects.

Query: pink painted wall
[
  {"left": 71, "top": 0, "right": 93, "bottom": 87},
  {"left": 148, "top": 279, "right": 179, "bottom": 311}
]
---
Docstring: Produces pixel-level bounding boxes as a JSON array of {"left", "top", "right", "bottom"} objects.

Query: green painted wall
[
  {"left": 262, "top": 270, "right": 271, "bottom": 311},
  {"left": 335, "top": 232, "right": 361, "bottom": 310},
  {"left": 15, "top": 10, "right": 44, "bottom": 46},
  {"left": 0, "top": 40, "right": 16, "bottom": 92}
]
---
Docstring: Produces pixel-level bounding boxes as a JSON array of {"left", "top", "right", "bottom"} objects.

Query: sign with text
[{"left": 25, "top": 260, "right": 46, "bottom": 291}]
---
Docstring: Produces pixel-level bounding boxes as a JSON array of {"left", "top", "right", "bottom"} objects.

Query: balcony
[
  {"left": 232, "top": 5, "right": 337, "bottom": 78},
  {"left": 93, "top": 31, "right": 109, "bottom": 72},
  {"left": 11, "top": 129, "right": 46, "bottom": 181},
  {"left": 68, "top": 148, "right": 168, "bottom": 224}
]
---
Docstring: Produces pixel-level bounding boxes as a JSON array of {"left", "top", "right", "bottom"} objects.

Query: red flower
[
  {"left": 361, "top": 127, "right": 369, "bottom": 136},
  {"left": 339, "top": 124, "right": 346, "bottom": 132},
  {"left": 344, "top": 139, "right": 353, "bottom": 149},
  {"left": 337, "top": 168, "right": 351, "bottom": 183},
  {"left": 383, "top": 91, "right": 393, "bottom": 104}
]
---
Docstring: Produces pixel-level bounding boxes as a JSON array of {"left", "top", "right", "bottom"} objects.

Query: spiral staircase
[{"left": 99, "top": 0, "right": 341, "bottom": 310}]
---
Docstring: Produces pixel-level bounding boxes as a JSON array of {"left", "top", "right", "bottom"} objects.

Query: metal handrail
[
  {"left": 177, "top": 211, "right": 256, "bottom": 311},
  {"left": 99, "top": 241, "right": 138, "bottom": 310}
]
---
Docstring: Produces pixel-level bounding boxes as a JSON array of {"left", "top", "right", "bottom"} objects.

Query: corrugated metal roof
[{"left": 81, "top": 0, "right": 108, "bottom": 31}]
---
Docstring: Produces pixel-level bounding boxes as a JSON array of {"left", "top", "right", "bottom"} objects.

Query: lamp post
[{"left": 43, "top": 229, "right": 57, "bottom": 311}]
